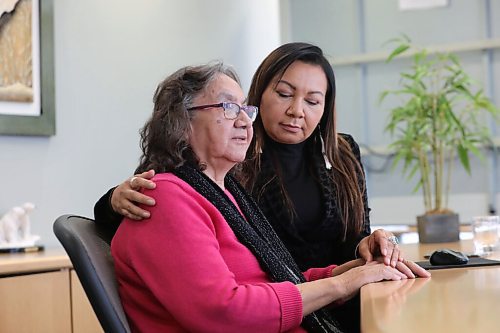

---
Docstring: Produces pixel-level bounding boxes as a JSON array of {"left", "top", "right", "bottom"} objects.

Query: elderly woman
[{"left": 111, "top": 63, "right": 411, "bottom": 333}]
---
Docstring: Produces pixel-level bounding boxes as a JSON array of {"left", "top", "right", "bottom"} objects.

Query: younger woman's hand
[
  {"left": 357, "top": 229, "right": 402, "bottom": 267},
  {"left": 111, "top": 169, "right": 156, "bottom": 220}
]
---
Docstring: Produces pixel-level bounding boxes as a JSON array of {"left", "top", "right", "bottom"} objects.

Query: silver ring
[
  {"left": 388, "top": 235, "right": 399, "bottom": 245},
  {"left": 129, "top": 176, "right": 138, "bottom": 187}
]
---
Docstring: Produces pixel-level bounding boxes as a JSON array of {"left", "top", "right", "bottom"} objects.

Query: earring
[{"left": 319, "top": 130, "right": 332, "bottom": 170}]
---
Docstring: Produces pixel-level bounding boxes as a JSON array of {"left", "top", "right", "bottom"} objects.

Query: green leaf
[
  {"left": 411, "top": 178, "right": 423, "bottom": 193},
  {"left": 382, "top": 34, "right": 411, "bottom": 47},
  {"left": 386, "top": 44, "right": 410, "bottom": 62},
  {"left": 379, "top": 91, "right": 390, "bottom": 104},
  {"left": 464, "top": 141, "right": 485, "bottom": 162},
  {"left": 407, "top": 163, "right": 420, "bottom": 180},
  {"left": 457, "top": 144, "right": 471, "bottom": 174}
]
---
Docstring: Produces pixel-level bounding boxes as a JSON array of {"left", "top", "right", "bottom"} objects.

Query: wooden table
[
  {"left": 0, "top": 248, "right": 71, "bottom": 275},
  {"left": 360, "top": 240, "right": 500, "bottom": 333}
]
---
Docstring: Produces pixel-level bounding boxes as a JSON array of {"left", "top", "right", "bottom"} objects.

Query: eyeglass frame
[{"left": 187, "top": 102, "right": 258, "bottom": 122}]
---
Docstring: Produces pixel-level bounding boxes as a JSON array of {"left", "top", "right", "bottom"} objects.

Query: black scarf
[{"left": 174, "top": 164, "right": 342, "bottom": 333}]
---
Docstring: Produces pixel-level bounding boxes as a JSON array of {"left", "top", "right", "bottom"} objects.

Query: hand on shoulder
[{"left": 111, "top": 169, "right": 157, "bottom": 220}]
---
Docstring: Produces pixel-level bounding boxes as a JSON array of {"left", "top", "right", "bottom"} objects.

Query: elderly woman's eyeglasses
[{"left": 187, "top": 102, "right": 258, "bottom": 122}]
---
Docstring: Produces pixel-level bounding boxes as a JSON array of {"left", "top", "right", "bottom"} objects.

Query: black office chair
[{"left": 53, "top": 214, "right": 131, "bottom": 333}]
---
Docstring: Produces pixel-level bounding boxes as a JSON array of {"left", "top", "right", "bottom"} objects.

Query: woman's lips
[
  {"left": 232, "top": 136, "right": 248, "bottom": 143},
  {"left": 280, "top": 123, "right": 301, "bottom": 133}
]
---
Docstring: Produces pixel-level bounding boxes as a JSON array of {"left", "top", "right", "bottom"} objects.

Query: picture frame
[{"left": 0, "top": 0, "right": 55, "bottom": 136}]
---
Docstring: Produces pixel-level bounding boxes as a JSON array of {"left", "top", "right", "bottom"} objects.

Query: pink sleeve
[
  {"left": 303, "top": 264, "right": 337, "bottom": 281},
  {"left": 121, "top": 180, "right": 303, "bottom": 332}
]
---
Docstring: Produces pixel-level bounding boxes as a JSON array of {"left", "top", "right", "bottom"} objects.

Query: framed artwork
[{"left": 0, "top": 0, "right": 55, "bottom": 136}]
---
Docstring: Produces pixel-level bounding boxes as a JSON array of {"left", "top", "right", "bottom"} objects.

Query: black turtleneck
[{"left": 265, "top": 138, "right": 324, "bottom": 234}]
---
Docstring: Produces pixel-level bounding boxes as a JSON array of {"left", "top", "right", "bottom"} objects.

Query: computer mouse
[{"left": 429, "top": 248, "right": 469, "bottom": 265}]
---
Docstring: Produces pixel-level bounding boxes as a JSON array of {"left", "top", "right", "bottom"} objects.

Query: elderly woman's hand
[
  {"left": 370, "top": 255, "right": 431, "bottom": 279},
  {"left": 302, "top": 260, "right": 410, "bottom": 315},
  {"left": 357, "top": 229, "right": 402, "bottom": 267},
  {"left": 111, "top": 169, "right": 156, "bottom": 220},
  {"left": 330, "top": 261, "right": 410, "bottom": 304}
]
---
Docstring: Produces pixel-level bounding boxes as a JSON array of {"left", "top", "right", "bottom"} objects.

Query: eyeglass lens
[{"left": 224, "top": 103, "right": 258, "bottom": 121}]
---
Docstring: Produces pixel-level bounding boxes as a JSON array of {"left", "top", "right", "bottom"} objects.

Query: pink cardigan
[{"left": 112, "top": 173, "right": 336, "bottom": 332}]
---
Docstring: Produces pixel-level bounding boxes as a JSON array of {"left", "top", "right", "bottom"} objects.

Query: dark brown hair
[
  {"left": 241, "top": 42, "right": 365, "bottom": 240},
  {"left": 136, "top": 62, "right": 240, "bottom": 174}
]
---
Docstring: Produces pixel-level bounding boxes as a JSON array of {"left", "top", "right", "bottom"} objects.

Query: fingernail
[
  {"left": 147, "top": 199, "right": 155, "bottom": 205},
  {"left": 142, "top": 212, "right": 150, "bottom": 218}
]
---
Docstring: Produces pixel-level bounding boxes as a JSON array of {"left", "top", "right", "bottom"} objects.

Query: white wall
[{"left": 0, "top": 0, "right": 281, "bottom": 248}]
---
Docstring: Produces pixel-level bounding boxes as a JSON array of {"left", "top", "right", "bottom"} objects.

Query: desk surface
[
  {"left": 361, "top": 240, "right": 500, "bottom": 333},
  {"left": 0, "top": 248, "right": 71, "bottom": 275}
]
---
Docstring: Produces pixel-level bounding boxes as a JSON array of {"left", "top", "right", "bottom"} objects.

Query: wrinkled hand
[
  {"left": 358, "top": 229, "right": 402, "bottom": 267},
  {"left": 375, "top": 256, "right": 431, "bottom": 279},
  {"left": 334, "top": 261, "right": 409, "bottom": 303},
  {"left": 111, "top": 169, "right": 156, "bottom": 220}
]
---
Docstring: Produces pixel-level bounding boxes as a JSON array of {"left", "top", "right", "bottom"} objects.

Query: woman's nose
[
  {"left": 286, "top": 99, "right": 304, "bottom": 118},
  {"left": 235, "top": 111, "right": 252, "bottom": 128}
]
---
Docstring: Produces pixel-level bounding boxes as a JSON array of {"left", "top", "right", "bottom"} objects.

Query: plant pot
[{"left": 417, "top": 213, "right": 460, "bottom": 243}]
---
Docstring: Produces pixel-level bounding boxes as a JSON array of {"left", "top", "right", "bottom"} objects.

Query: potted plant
[{"left": 380, "top": 36, "right": 500, "bottom": 243}]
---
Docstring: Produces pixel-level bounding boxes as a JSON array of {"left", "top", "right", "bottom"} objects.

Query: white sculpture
[{"left": 0, "top": 202, "right": 40, "bottom": 248}]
